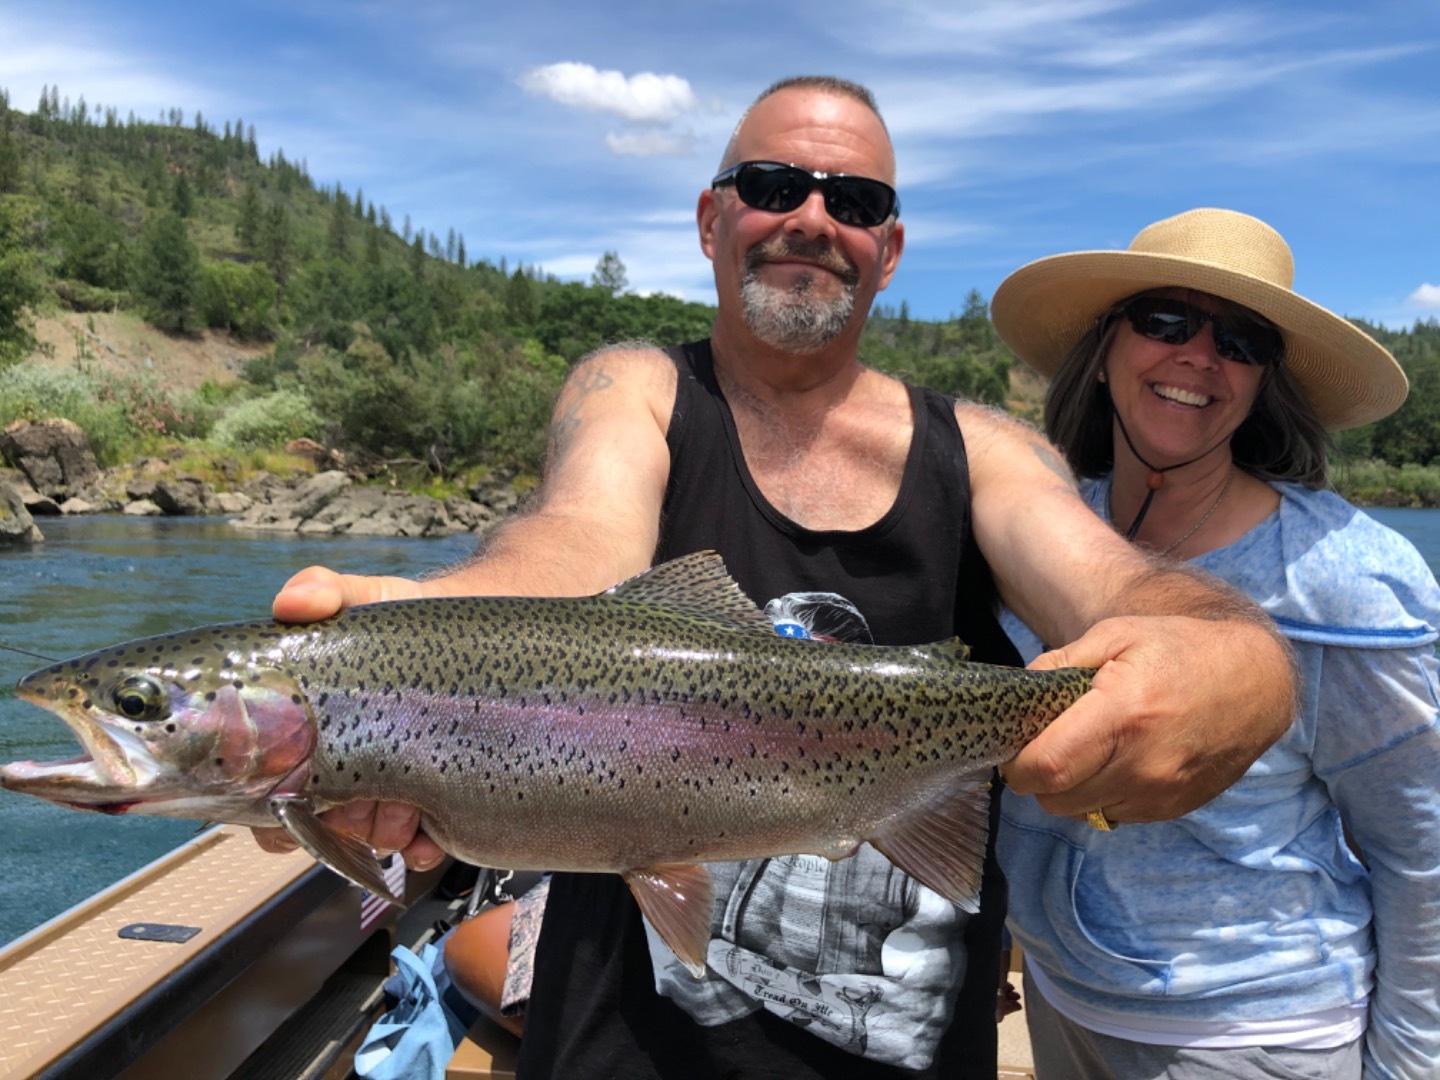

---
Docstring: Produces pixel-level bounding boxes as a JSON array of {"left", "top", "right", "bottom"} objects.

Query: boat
[
  {"left": 0, "top": 827, "right": 520, "bottom": 1080},
  {"left": 0, "top": 833, "right": 1033, "bottom": 1079}
]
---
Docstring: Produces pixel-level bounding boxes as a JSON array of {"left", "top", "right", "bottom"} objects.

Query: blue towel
[{"left": 354, "top": 938, "right": 480, "bottom": 1079}]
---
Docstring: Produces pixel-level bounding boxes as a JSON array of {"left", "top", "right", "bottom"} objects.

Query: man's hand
[
  {"left": 252, "top": 800, "right": 446, "bottom": 871},
  {"left": 1005, "top": 614, "right": 1295, "bottom": 823},
  {"left": 254, "top": 566, "right": 440, "bottom": 865},
  {"left": 271, "top": 565, "right": 428, "bottom": 622}
]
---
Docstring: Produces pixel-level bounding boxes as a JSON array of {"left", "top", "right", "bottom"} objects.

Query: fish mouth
[{"left": 0, "top": 689, "right": 161, "bottom": 809}]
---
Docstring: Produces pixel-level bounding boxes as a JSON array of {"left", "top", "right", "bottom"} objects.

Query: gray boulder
[
  {"left": 0, "top": 419, "right": 101, "bottom": 499},
  {"left": 0, "top": 481, "right": 43, "bottom": 544},
  {"left": 231, "top": 470, "right": 352, "bottom": 532},
  {"left": 19, "top": 487, "right": 62, "bottom": 516},
  {"left": 210, "top": 491, "right": 253, "bottom": 515},
  {"left": 152, "top": 476, "right": 212, "bottom": 516}
]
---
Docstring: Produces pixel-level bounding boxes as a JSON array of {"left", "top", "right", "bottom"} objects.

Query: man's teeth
[{"left": 1153, "top": 384, "right": 1211, "bottom": 407}]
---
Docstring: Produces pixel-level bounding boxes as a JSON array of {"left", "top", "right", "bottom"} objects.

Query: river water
[
  {"left": 0, "top": 516, "right": 477, "bottom": 946},
  {"left": 2, "top": 508, "right": 1439, "bottom": 946}
]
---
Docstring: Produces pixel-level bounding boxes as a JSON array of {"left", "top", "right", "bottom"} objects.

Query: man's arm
[
  {"left": 959, "top": 403, "right": 1296, "bottom": 823},
  {"left": 274, "top": 346, "right": 676, "bottom": 619},
  {"left": 254, "top": 345, "right": 677, "bottom": 860}
]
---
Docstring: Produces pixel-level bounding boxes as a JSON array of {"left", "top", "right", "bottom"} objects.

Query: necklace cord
[{"left": 1110, "top": 399, "right": 1232, "bottom": 541}]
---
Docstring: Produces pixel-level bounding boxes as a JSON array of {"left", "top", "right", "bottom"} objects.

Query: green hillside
[{"left": 1, "top": 84, "right": 1437, "bottom": 501}]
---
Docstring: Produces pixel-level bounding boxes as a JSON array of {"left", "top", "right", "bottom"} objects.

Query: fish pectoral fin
[
  {"left": 269, "top": 798, "right": 405, "bottom": 906},
  {"left": 869, "top": 773, "right": 992, "bottom": 912},
  {"left": 623, "top": 862, "right": 715, "bottom": 979}
]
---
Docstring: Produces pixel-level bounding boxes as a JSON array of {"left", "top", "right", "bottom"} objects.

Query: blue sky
[{"left": 3, "top": 0, "right": 1438, "bottom": 328}]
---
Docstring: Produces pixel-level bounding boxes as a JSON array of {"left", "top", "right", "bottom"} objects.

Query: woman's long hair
[{"left": 1042, "top": 300, "right": 1333, "bottom": 488}]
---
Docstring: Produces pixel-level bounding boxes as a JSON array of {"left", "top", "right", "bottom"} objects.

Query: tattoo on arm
[
  {"left": 546, "top": 364, "right": 615, "bottom": 468},
  {"left": 1029, "top": 435, "right": 1079, "bottom": 491}
]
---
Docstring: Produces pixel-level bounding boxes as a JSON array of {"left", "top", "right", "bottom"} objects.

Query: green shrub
[
  {"left": 211, "top": 389, "right": 321, "bottom": 450},
  {"left": 0, "top": 361, "right": 131, "bottom": 464},
  {"left": 199, "top": 261, "right": 278, "bottom": 341}
]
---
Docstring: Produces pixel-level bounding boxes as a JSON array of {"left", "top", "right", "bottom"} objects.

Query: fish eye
[{"left": 111, "top": 675, "right": 170, "bottom": 722}]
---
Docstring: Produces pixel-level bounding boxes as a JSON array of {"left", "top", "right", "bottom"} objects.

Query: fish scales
[{"left": 2, "top": 552, "right": 1092, "bottom": 975}]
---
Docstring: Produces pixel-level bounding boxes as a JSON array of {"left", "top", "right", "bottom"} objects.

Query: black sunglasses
[
  {"left": 1121, "top": 296, "right": 1284, "bottom": 367},
  {"left": 711, "top": 160, "right": 900, "bottom": 229}
]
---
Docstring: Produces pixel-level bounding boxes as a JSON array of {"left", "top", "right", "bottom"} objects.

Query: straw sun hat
[{"left": 989, "top": 208, "right": 1408, "bottom": 431}]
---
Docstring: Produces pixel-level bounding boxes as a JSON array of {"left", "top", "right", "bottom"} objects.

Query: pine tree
[
  {"left": 171, "top": 172, "right": 195, "bottom": 218},
  {"left": 260, "top": 202, "right": 293, "bottom": 287},
  {"left": 135, "top": 212, "right": 201, "bottom": 333},
  {"left": 328, "top": 189, "right": 352, "bottom": 257},
  {"left": 0, "top": 200, "right": 46, "bottom": 364},
  {"left": 236, "top": 182, "right": 262, "bottom": 252},
  {"left": 591, "top": 250, "right": 628, "bottom": 295}
]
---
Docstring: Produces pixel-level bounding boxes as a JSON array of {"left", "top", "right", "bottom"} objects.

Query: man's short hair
[{"left": 719, "top": 75, "right": 889, "bottom": 170}]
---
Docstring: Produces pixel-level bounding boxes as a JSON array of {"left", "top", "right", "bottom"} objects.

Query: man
[{"left": 259, "top": 77, "right": 1295, "bottom": 1077}]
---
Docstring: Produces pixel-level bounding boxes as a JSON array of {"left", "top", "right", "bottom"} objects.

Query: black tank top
[{"left": 517, "top": 341, "right": 1018, "bottom": 1079}]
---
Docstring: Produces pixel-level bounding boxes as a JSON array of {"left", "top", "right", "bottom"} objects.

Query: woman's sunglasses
[
  {"left": 711, "top": 160, "right": 900, "bottom": 229},
  {"left": 1121, "top": 296, "right": 1284, "bottom": 367}
]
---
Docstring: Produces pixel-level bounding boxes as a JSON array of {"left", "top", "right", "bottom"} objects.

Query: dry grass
[{"left": 28, "top": 311, "right": 269, "bottom": 393}]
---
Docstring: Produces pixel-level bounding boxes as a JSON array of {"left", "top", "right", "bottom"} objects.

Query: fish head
[{"left": 1, "top": 627, "right": 316, "bottom": 823}]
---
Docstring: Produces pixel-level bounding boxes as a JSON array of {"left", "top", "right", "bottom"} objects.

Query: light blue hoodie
[{"left": 999, "top": 482, "right": 1440, "bottom": 1079}]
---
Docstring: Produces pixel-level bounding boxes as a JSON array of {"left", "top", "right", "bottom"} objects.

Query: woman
[{"left": 989, "top": 208, "right": 1440, "bottom": 1079}]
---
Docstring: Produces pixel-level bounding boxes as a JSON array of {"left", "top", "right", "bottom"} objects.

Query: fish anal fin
[
  {"left": 270, "top": 798, "right": 404, "bottom": 905},
  {"left": 623, "top": 862, "right": 715, "bottom": 978},
  {"left": 606, "top": 552, "right": 772, "bottom": 633},
  {"left": 869, "top": 774, "right": 992, "bottom": 913}
]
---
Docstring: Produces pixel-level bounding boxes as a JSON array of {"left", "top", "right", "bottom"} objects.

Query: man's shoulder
[
  {"left": 952, "top": 399, "right": 1045, "bottom": 453},
  {"left": 572, "top": 341, "right": 683, "bottom": 390}
]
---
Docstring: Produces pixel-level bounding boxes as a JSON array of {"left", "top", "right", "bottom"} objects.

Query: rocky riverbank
[{"left": 0, "top": 418, "right": 521, "bottom": 545}]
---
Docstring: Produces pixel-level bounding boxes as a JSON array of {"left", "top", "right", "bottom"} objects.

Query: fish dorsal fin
[
  {"left": 270, "top": 797, "right": 405, "bottom": 905},
  {"left": 928, "top": 637, "right": 971, "bottom": 663},
  {"left": 606, "top": 552, "right": 772, "bottom": 633},
  {"left": 869, "top": 772, "right": 992, "bottom": 913},
  {"left": 623, "top": 862, "right": 716, "bottom": 978}
]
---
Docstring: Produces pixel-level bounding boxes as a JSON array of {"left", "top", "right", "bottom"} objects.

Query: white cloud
[
  {"left": 605, "top": 131, "right": 692, "bottom": 157},
  {"left": 1409, "top": 284, "right": 1440, "bottom": 309},
  {"left": 517, "top": 62, "right": 697, "bottom": 123}
]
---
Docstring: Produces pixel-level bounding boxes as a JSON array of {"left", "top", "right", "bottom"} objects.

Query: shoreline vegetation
[{"left": 2, "top": 85, "right": 1440, "bottom": 533}]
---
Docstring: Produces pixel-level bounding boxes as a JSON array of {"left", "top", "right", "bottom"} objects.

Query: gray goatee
[{"left": 740, "top": 238, "right": 860, "bottom": 353}]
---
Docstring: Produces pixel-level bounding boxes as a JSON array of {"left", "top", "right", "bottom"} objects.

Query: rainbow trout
[{"left": 1, "top": 552, "right": 1091, "bottom": 975}]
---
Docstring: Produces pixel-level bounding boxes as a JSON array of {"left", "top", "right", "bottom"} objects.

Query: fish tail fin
[{"left": 869, "top": 773, "right": 992, "bottom": 911}]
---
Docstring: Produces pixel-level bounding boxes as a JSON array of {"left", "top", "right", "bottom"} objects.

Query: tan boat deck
[
  {"left": 0, "top": 824, "right": 409, "bottom": 1080},
  {"left": 0, "top": 827, "right": 1036, "bottom": 1079}
]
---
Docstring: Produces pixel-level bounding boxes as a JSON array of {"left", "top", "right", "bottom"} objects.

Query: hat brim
[{"left": 990, "top": 250, "right": 1408, "bottom": 431}]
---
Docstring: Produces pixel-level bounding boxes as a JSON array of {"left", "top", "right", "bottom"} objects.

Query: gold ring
[{"left": 1087, "top": 808, "right": 1116, "bottom": 831}]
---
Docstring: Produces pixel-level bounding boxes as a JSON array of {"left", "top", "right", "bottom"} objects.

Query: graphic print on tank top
[{"left": 642, "top": 592, "right": 972, "bottom": 1071}]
